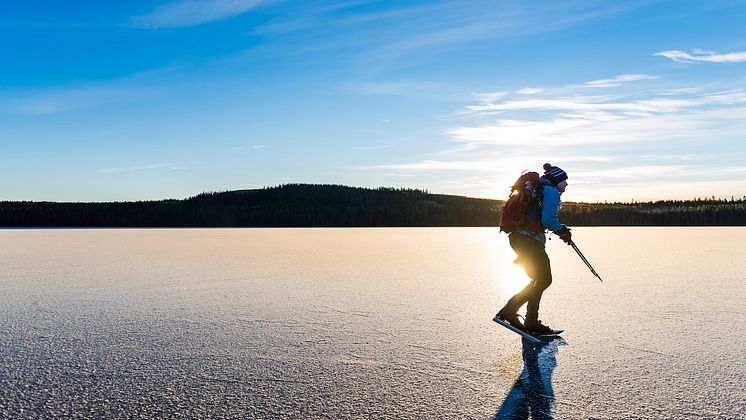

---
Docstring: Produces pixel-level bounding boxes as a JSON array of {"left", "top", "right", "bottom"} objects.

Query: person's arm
[{"left": 541, "top": 186, "right": 567, "bottom": 234}]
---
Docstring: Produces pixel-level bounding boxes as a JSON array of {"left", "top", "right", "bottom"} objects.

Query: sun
[{"left": 496, "top": 245, "right": 530, "bottom": 298}]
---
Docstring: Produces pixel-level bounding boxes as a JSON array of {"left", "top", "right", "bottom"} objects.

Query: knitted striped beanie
[{"left": 543, "top": 163, "right": 568, "bottom": 184}]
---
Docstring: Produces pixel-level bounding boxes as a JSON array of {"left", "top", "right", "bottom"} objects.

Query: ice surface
[{"left": 0, "top": 227, "right": 744, "bottom": 418}]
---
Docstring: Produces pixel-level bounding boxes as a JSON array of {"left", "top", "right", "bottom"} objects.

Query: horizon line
[{"left": 1, "top": 183, "right": 744, "bottom": 205}]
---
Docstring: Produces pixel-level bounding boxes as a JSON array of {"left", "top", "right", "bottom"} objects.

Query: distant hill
[{"left": 0, "top": 184, "right": 744, "bottom": 227}]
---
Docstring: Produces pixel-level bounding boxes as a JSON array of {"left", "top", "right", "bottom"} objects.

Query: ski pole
[{"left": 569, "top": 241, "right": 604, "bottom": 282}]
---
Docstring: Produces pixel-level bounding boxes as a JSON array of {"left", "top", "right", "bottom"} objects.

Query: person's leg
[
  {"left": 498, "top": 234, "right": 547, "bottom": 325},
  {"left": 522, "top": 242, "right": 552, "bottom": 327},
  {"left": 499, "top": 234, "right": 531, "bottom": 313}
]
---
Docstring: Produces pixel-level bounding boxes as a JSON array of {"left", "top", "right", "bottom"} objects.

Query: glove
[{"left": 558, "top": 226, "right": 572, "bottom": 244}]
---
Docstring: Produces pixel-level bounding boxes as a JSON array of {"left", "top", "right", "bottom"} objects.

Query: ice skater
[{"left": 495, "top": 164, "right": 571, "bottom": 335}]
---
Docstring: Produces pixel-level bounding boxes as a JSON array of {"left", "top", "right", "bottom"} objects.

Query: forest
[{"left": 0, "top": 184, "right": 744, "bottom": 227}]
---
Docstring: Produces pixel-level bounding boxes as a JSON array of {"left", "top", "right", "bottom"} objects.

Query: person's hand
[{"left": 558, "top": 227, "right": 572, "bottom": 244}]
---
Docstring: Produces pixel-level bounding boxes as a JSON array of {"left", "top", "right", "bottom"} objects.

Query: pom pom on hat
[{"left": 543, "top": 163, "right": 568, "bottom": 184}]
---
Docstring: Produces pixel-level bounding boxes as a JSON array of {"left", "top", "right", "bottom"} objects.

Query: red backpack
[{"left": 499, "top": 171, "right": 543, "bottom": 233}]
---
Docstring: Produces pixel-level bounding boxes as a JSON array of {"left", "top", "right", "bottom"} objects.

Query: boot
[
  {"left": 494, "top": 308, "right": 525, "bottom": 330},
  {"left": 524, "top": 319, "right": 562, "bottom": 335}
]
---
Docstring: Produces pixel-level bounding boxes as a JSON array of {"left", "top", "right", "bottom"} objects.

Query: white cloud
[
  {"left": 253, "top": 145, "right": 268, "bottom": 149},
  {"left": 655, "top": 49, "right": 746, "bottom": 63},
  {"left": 448, "top": 118, "right": 595, "bottom": 146},
  {"left": 517, "top": 87, "right": 544, "bottom": 94},
  {"left": 640, "top": 153, "right": 712, "bottom": 161},
  {"left": 362, "top": 72, "right": 746, "bottom": 200},
  {"left": 580, "top": 74, "right": 659, "bottom": 88},
  {"left": 246, "top": 2, "right": 653, "bottom": 68},
  {"left": 132, "top": 0, "right": 265, "bottom": 28},
  {"left": 472, "top": 91, "right": 508, "bottom": 102},
  {"left": 364, "top": 154, "right": 613, "bottom": 173},
  {"left": 572, "top": 165, "right": 689, "bottom": 179},
  {"left": 365, "top": 2, "right": 652, "bottom": 65},
  {"left": 463, "top": 90, "right": 746, "bottom": 117},
  {"left": 655, "top": 87, "right": 702, "bottom": 96},
  {"left": 449, "top": 105, "right": 746, "bottom": 148}
]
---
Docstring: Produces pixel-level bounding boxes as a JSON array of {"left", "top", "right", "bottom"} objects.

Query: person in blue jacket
[{"left": 495, "top": 164, "right": 572, "bottom": 335}]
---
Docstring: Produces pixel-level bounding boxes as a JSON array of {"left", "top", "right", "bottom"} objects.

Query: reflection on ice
[{"left": 495, "top": 338, "right": 566, "bottom": 420}]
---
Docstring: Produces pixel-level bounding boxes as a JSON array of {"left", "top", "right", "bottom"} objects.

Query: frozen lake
[{"left": 0, "top": 228, "right": 744, "bottom": 418}]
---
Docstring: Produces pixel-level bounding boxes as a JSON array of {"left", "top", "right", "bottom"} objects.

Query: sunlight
[
  {"left": 501, "top": 260, "right": 530, "bottom": 298},
  {"left": 496, "top": 242, "right": 530, "bottom": 298}
]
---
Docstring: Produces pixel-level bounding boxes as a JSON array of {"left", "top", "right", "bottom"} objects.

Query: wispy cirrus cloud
[
  {"left": 363, "top": 71, "right": 746, "bottom": 200},
  {"left": 363, "top": 1, "right": 653, "bottom": 64},
  {"left": 572, "top": 165, "right": 689, "bottom": 179},
  {"left": 364, "top": 155, "right": 612, "bottom": 173},
  {"left": 462, "top": 87, "right": 746, "bottom": 118},
  {"left": 451, "top": 92, "right": 746, "bottom": 147},
  {"left": 640, "top": 153, "right": 712, "bottom": 161},
  {"left": 245, "top": 1, "right": 656, "bottom": 69},
  {"left": 132, "top": 0, "right": 266, "bottom": 28},
  {"left": 472, "top": 91, "right": 508, "bottom": 103},
  {"left": 579, "top": 73, "right": 659, "bottom": 88},
  {"left": 517, "top": 87, "right": 544, "bottom": 94},
  {"left": 655, "top": 48, "right": 746, "bottom": 63}
]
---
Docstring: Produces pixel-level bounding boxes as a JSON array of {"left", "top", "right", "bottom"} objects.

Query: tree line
[{"left": 0, "top": 184, "right": 744, "bottom": 227}]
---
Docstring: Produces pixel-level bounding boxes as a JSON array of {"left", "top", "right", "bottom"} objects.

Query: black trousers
[{"left": 502, "top": 233, "right": 553, "bottom": 324}]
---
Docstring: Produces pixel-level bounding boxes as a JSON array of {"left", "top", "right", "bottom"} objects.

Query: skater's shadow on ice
[{"left": 494, "top": 337, "right": 565, "bottom": 420}]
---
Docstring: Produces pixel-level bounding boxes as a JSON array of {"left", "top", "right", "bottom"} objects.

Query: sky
[{"left": 2, "top": 0, "right": 746, "bottom": 203}]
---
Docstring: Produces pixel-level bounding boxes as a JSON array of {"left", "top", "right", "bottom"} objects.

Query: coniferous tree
[{"left": 0, "top": 184, "right": 744, "bottom": 227}]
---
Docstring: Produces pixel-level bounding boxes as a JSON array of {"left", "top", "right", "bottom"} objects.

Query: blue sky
[{"left": 2, "top": 0, "right": 745, "bottom": 202}]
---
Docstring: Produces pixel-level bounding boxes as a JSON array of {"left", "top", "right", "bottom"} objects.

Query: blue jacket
[
  {"left": 540, "top": 179, "right": 565, "bottom": 234},
  {"left": 518, "top": 177, "right": 566, "bottom": 244}
]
